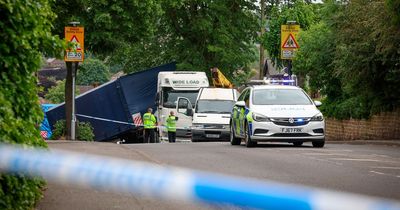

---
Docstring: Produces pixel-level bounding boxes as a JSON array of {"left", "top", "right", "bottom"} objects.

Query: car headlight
[
  {"left": 252, "top": 112, "right": 270, "bottom": 122},
  {"left": 310, "top": 113, "right": 324, "bottom": 121}
]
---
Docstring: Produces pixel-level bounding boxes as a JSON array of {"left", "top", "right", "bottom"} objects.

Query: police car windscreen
[
  {"left": 253, "top": 89, "right": 313, "bottom": 105},
  {"left": 162, "top": 87, "right": 198, "bottom": 108},
  {"left": 195, "top": 100, "right": 235, "bottom": 114}
]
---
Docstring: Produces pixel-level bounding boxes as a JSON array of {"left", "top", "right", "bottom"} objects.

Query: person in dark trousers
[
  {"left": 166, "top": 111, "right": 178, "bottom": 143},
  {"left": 143, "top": 108, "right": 156, "bottom": 143}
]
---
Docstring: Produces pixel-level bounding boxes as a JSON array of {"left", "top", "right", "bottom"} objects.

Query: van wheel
[
  {"left": 244, "top": 122, "right": 256, "bottom": 148},
  {"left": 312, "top": 140, "right": 325, "bottom": 148},
  {"left": 191, "top": 137, "right": 198, "bottom": 142},
  {"left": 230, "top": 123, "right": 241, "bottom": 145}
]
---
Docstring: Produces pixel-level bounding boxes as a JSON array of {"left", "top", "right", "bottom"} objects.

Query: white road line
[
  {"left": 330, "top": 158, "right": 397, "bottom": 163},
  {"left": 302, "top": 153, "right": 348, "bottom": 156},
  {"left": 307, "top": 156, "right": 343, "bottom": 166},
  {"left": 369, "top": 170, "right": 400, "bottom": 178},
  {"left": 370, "top": 166, "right": 400, "bottom": 170},
  {"left": 370, "top": 171, "right": 385, "bottom": 175}
]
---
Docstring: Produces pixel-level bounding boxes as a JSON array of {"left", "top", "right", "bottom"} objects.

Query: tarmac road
[{"left": 37, "top": 140, "right": 400, "bottom": 210}]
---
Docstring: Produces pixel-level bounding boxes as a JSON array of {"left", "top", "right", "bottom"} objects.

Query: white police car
[{"left": 230, "top": 84, "right": 325, "bottom": 147}]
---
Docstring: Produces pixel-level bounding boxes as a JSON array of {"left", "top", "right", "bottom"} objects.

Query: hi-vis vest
[
  {"left": 143, "top": 113, "right": 156, "bottom": 129},
  {"left": 166, "top": 115, "right": 177, "bottom": 132}
]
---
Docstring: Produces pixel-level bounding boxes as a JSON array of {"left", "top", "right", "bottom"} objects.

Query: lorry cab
[
  {"left": 156, "top": 71, "right": 209, "bottom": 140},
  {"left": 177, "top": 87, "right": 238, "bottom": 142}
]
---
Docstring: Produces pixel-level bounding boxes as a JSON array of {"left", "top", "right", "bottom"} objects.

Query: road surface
[{"left": 37, "top": 140, "right": 400, "bottom": 209}]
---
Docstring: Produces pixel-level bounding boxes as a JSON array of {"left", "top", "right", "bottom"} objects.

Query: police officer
[
  {"left": 143, "top": 108, "right": 157, "bottom": 143},
  {"left": 166, "top": 111, "right": 178, "bottom": 143}
]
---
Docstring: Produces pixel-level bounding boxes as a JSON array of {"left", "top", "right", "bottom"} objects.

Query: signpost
[
  {"left": 64, "top": 23, "right": 84, "bottom": 140},
  {"left": 281, "top": 23, "right": 300, "bottom": 76}
]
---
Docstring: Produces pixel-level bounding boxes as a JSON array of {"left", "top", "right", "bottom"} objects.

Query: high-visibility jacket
[
  {"left": 143, "top": 113, "right": 156, "bottom": 129},
  {"left": 166, "top": 115, "right": 177, "bottom": 132}
]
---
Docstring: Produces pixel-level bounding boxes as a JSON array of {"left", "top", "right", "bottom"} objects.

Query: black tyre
[
  {"left": 230, "top": 123, "right": 241, "bottom": 145},
  {"left": 244, "top": 122, "right": 257, "bottom": 148},
  {"left": 312, "top": 140, "right": 325, "bottom": 148},
  {"left": 191, "top": 136, "right": 198, "bottom": 142},
  {"left": 293, "top": 141, "right": 303, "bottom": 147}
]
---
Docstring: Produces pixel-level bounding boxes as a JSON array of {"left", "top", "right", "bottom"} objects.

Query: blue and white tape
[{"left": 0, "top": 144, "right": 399, "bottom": 210}]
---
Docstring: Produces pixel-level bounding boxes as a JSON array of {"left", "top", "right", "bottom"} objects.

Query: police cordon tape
[
  {"left": 76, "top": 114, "right": 192, "bottom": 130},
  {"left": 1, "top": 144, "right": 400, "bottom": 210}
]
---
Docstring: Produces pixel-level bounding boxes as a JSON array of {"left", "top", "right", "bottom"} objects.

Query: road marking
[
  {"left": 369, "top": 170, "right": 400, "bottom": 178},
  {"left": 330, "top": 158, "right": 396, "bottom": 163},
  {"left": 307, "top": 156, "right": 343, "bottom": 166},
  {"left": 302, "top": 153, "right": 348, "bottom": 156},
  {"left": 370, "top": 171, "right": 385, "bottom": 175},
  {"left": 370, "top": 166, "right": 400, "bottom": 170}
]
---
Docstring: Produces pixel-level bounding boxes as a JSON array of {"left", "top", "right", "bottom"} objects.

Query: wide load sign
[
  {"left": 64, "top": 26, "right": 84, "bottom": 62},
  {"left": 281, "top": 24, "right": 300, "bottom": 60}
]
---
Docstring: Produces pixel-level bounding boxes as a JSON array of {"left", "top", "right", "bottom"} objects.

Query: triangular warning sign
[
  {"left": 70, "top": 35, "right": 81, "bottom": 50},
  {"left": 282, "top": 34, "right": 299, "bottom": 49}
]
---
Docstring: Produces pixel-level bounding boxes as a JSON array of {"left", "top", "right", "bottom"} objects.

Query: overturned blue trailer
[{"left": 46, "top": 63, "right": 176, "bottom": 141}]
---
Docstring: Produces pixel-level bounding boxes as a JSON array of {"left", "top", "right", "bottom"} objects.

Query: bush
[
  {"left": 51, "top": 120, "right": 94, "bottom": 141},
  {"left": 77, "top": 58, "right": 110, "bottom": 86},
  {"left": 0, "top": 0, "right": 63, "bottom": 209},
  {"left": 45, "top": 80, "right": 80, "bottom": 104}
]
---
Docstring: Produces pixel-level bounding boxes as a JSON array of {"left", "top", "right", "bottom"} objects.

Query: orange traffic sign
[
  {"left": 281, "top": 24, "right": 300, "bottom": 60},
  {"left": 64, "top": 26, "right": 84, "bottom": 62}
]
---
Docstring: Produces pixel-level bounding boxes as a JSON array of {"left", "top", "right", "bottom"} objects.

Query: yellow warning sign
[
  {"left": 64, "top": 27, "right": 84, "bottom": 62},
  {"left": 281, "top": 24, "right": 300, "bottom": 60}
]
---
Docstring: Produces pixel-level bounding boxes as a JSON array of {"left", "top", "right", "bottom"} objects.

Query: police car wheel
[
  {"left": 244, "top": 122, "right": 256, "bottom": 148},
  {"left": 230, "top": 123, "right": 240, "bottom": 145},
  {"left": 293, "top": 141, "right": 303, "bottom": 147},
  {"left": 312, "top": 140, "right": 325, "bottom": 148}
]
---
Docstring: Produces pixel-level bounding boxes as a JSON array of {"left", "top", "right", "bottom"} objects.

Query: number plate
[
  {"left": 206, "top": 134, "right": 220, "bottom": 138},
  {"left": 280, "top": 128, "right": 303, "bottom": 133}
]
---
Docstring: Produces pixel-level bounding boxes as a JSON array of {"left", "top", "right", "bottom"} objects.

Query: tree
[
  {"left": 293, "top": 0, "right": 400, "bottom": 119},
  {"left": 51, "top": 0, "right": 162, "bottom": 56},
  {"left": 261, "top": 0, "right": 318, "bottom": 68},
  {"left": 77, "top": 58, "right": 110, "bottom": 85},
  {"left": 0, "top": 0, "right": 63, "bottom": 208},
  {"left": 161, "top": 0, "right": 259, "bottom": 80},
  {"left": 45, "top": 80, "right": 80, "bottom": 104}
]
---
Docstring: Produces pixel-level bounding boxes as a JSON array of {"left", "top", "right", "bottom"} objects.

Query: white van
[{"left": 177, "top": 87, "right": 238, "bottom": 142}]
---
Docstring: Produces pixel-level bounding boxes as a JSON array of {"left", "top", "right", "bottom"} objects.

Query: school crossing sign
[
  {"left": 281, "top": 24, "right": 300, "bottom": 60},
  {"left": 64, "top": 26, "right": 84, "bottom": 62}
]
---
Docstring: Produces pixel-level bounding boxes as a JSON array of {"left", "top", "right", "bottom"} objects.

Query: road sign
[
  {"left": 65, "top": 27, "right": 84, "bottom": 62},
  {"left": 281, "top": 24, "right": 300, "bottom": 60}
]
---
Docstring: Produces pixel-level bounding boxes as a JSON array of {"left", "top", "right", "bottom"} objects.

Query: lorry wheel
[{"left": 230, "top": 123, "right": 241, "bottom": 145}]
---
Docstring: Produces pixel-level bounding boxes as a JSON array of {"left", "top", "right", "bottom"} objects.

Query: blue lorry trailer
[{"left": 46, "top": 63, "right": 176, "bottom": 142}]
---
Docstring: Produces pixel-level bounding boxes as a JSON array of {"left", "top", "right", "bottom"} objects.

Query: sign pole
[{"left": 64, "top": 22, "right": 84, "bottom": 140}]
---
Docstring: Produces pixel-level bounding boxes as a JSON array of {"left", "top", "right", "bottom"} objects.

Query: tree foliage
[
  {"left": 45, "top": 80, "right": 80, "bottom": 104},
  {"left": 52, "top": 0, "right": 260, "bottom": 82},
  {"left": 161, "top": 0, "right": 259, "bottom": 79},
  {"left": 77, "top": 58, "right": 110, "bottom": 85},
  {"left": 261, "top": 0, "right": 317, "bottom": 68},
  {"left": 293, "top": 0, "right": 400, "bottom": 119},
  {"left": 51, "top": 0, "right": 162, "bottom": 56},
  {"left": 0, "top": 0, "right": 63, "bottom": 209}
]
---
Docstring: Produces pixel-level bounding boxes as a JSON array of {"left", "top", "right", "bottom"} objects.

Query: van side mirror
[
  {"left": 155, "top": 92, "right": 160, "bottom": 106},
  {"left": 235, "top": 101, "right": 246, "bottom": 107},
  {"left": 314, "top": 100, "right": 322, "bottom": 107},
  {"left": 176, "top": 97, "right": 193, "bottom": 116}
]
